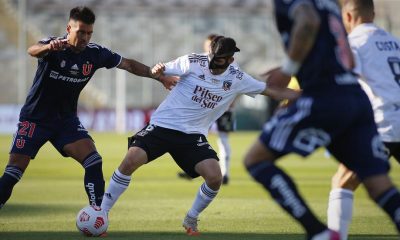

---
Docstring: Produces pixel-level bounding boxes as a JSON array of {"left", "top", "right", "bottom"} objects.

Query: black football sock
[
  {"left": 81, "top": 152, "right": 105, "bottom": 207},
  {"left": 0, "top": 165, "right": 24, "bottom": 209},
  {"left": 247, "top": 161, "right": 326, "bottom": 238},
  {"left": 375, "top": 187, "right": 400, "bottom": 232}
]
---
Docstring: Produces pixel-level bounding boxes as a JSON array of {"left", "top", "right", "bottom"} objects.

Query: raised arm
[
  {"left": 27, "top": 39, "right": 69, "bottom": 58},
  {"left": 261, "top": 85, "right": 302, "bottom": 102},
  {"left": 264, "top": 3, "right": 321, "bottom": 88},
  {"left": 117, "top": 59, "right": 177, "bottom": 90}
]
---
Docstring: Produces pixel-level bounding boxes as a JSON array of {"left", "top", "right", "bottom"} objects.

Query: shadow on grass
[
  {"left": 0, "top": 203, "right": 81, "bottom": 216},
  {"left": 0, "top": 232, "right": 397, "bottom": 240}
]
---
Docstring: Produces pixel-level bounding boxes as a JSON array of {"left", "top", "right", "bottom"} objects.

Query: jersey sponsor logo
[
  {"left": 222, "top": 80, "right": 232, "bottom": 91},
  {"left": 49, "top": 70, "right": 90, "bottom": 83},
  {"left": 198, "top": 74, "right": 205, "bottom": 81},
  {"left": 85, "top": 182, "right": 96, "bottom": 206},
  {"left": 192, "top": 85, "right": 223, "bottom": 109},
  {"left": 270, "top": 174, "right": 306, "bottom": 218},
  {"left": 83, "top": 63, "right": 93, "bottom": 76}
]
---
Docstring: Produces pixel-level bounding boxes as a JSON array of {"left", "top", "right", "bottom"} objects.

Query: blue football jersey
[
  {"left": 274, "top": 0, "right": 356, "bottom": 92},
  {"left": 20, "top": 36, "right": 122, "bottom": 121}
]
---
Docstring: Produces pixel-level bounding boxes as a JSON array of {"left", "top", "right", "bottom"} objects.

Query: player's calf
[
  {"left": 0, "top": 165, "right": 24, "bottom": 209},
  {"left": 81, "top": 151, "right": 105, "bottom": 207}
]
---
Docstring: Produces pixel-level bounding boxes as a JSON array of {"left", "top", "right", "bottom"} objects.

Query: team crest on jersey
[
  {"left": 83, "top": 62, "right": 93, "bottom": 76},
  {"left": 222, "top": 80, "right": 232, "bottom": 91},
  {"left": 60, "top": 60, "right": 66, "bottom": 68}
]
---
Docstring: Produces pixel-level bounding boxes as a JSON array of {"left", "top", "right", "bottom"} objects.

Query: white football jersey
[
  {"left": 150, "top": 53, "right": 266, "bottom": 135},
  {"left": 349, "top": 23, "right": 400, "bottom": 142}
]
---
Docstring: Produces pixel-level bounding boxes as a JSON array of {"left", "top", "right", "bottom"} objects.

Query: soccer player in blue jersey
[
  {"left": 244, "top": 0, "right": 400, "bottom": 239},
  {"left": 0, "top": 6, "right": 175, "bottom": 210}
]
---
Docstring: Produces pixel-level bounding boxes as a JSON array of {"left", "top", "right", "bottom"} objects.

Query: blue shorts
[
  {"left": 9, "top": 116, "right": 92, "bottom": 159},
  {"left": 260, "top": 87, "right": 390, "bottom": 180}
]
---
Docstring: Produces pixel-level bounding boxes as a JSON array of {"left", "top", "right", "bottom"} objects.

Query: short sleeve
[
  {"left": 237, "top": 72, "right": 267, "bottom": 97},
  {"left": 99, "top": 46, "right": 122, "bottom": 69},
  {"left": 164, "top": 55, "right": 191, "bottom": 76}
]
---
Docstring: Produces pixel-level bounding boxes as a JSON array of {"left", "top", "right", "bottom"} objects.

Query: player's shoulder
[
  {"left": 227, "top": 64, "right": 245, "bottom": 81},
  {"left": 187, "top": 53, "right": 208, "bottom": 68},
  {"left": 86, "top": 42, "right": 110, "bottom": 52}
]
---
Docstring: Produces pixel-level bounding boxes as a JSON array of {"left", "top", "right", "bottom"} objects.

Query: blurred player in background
[
  {"left": 178, "top": 33, "right": 237, "bottom": 184},
  {"left": 327, "top": 0, "right": 400, "bottom": 239},
  {"left": 244, "top": 0, "right": 400, "bottom": 239},
  {"left": 100, "top": 36, "right": 300, "bottom": 236},
  {"left": 0, "top": 6, "right": 174, "bottom": 210}
]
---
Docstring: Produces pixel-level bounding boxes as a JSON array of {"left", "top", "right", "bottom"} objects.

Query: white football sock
[
  {"left": 327, "top": 188, "right": 354, "bottom": 240},
  {"left": 101, "top": 169, "right": 131, "bottom": 213},
  {"left": 217, "top": 132, "right": 231, "bottom": 177},
  {"left": 187, "top": 182, "right": 218, "bottom": 218}
]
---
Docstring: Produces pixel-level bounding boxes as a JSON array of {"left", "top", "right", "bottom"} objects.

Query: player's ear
[{"left": 66, "top": 24, "right": 71, "bottom": 34}]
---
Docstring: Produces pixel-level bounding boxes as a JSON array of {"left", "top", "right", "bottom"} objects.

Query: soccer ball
[{"left": 76, "top": 205, "right": 108, "bottom": 237}]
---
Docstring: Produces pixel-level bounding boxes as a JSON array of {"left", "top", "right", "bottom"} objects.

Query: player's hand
[
  {"left": 261, "top": 67, "right": 291, "bottom": 88},
  {"left": 150, "top": 62, "right": 165, "bottom": 79},
  {"left": 48, "top": 39, "right": 69, "bottom": 51},
  {"left": 159, "top": 75, "right": 179, "bottom": 90}
]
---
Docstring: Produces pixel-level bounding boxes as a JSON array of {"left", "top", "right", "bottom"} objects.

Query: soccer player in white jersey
[
  {"left": 100, "top": 36, "right": 300, "bottom": 235},
  {"left": 327, "top": 1, "right": 400, "bottom": 239},
  {"left": 177, "top": 33, "right": 237, "bottom": 184}
]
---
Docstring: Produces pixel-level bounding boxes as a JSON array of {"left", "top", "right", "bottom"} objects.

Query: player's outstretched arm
[
  {"left": 118, "top": 59, "right": 177, "bottom": 90},
  {"left": 261, "top": 85, "right": 301, "bottom": 102},
  {"left": 27, "top": 39, "right": 69, "bottom": 58}
]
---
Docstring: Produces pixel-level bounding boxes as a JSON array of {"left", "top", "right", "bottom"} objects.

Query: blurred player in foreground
[
  {"left": 244, "top": 0, "right": 400, "bottom": 239},
  {"left": 327, "top": 0, "right": 400, "bottom": 239},
  {"left": 177, "top": 33, "right": 237, "bottom": 184},
  {"left": 100, "top": 36, "right": 300, "bottom": 236},
  {"left": 0, "top": 6, "right": 174, "bottom": 210}
]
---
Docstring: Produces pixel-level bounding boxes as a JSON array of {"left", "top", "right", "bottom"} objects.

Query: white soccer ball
[{"left": 76, "top": 205, "right": 108, "bottom": 237}]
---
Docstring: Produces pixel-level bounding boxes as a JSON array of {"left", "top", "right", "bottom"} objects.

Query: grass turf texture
[{"left": 0, "top": 132, "right": 398, "bottom": 240}]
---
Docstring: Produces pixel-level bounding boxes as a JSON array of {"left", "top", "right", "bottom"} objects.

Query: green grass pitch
[{"left": 0, "top": 132, "right": 398, "bottom": 240}]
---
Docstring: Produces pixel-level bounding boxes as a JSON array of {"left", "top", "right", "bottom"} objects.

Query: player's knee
[
  {"left": 205, "top": 172, "right": 223, "bottom": 190},
  {"left": 331, "top": 167, "right": 360, "bottom": 190},
  {"left": 81, "top": 151, "right": 103, "bottom": 169},
  {"left": 119, "top": 147, "right": 147, "bottom": 175}
]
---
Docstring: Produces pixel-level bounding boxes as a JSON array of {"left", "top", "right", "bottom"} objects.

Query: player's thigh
[
  {"left": 63, "top": 138, "right": 96, "bottom": 163},
  {"left": 170, "top": 134, "right": 219, "bottom": 178},
  {"left": 384, "top": 141, "right": 400, "bottom": 164},
  {"left": 128, "top": 125, "right": 169, "bottom": 160},
  {"left": 51, "top": 117, "right": 94, "bottom": 158},
  {"left": 10, "top": 119, "right": 52, "bottom": 159},
  {"left": 328, "top": 123, "right": 390, "bottom": 181},
  {"left": 244, "top": 139, "right": 277, "bottom": 167}
]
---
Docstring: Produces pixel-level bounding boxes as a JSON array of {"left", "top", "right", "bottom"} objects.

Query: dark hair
[
  {"left": 210, "top": 36, "right": 240, "bottom": 58},
  {"left": 355, "top": 0, "right": 374, "bottom": 12},
  {"left": 206, "top": 34, "right": 219, "bottom": 41},
  {"left": 69, "top": 6, "right": 96, "bottom": 24}
]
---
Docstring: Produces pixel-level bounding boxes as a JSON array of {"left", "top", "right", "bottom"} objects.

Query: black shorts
[
  {"left": 384, "top": 142, "right": 400, "bottom": 164},
  {"left": 128, "top": 125, "right": 219, "bottom": 178},
  {"left": 216, "top": 111, "right": 235, "bottom": 132}
]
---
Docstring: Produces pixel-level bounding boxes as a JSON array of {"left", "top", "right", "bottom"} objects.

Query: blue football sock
[
  {"left": 82, "top": 152, "right": 105, "bottom": 207},
  {"left": 247, "top": 161, "right": 326, "bottom": 237},
  {"left": 375, "top": 187, "right": 400, "bottom": 232},
  {"left": 0, "top": 165, "right": 23, "bottom": 209}
]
